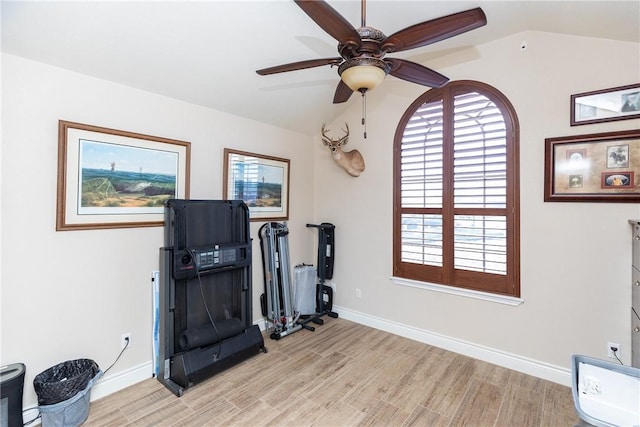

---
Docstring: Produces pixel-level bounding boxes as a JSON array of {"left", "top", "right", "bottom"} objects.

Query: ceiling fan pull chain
[
  {"left": 361, "top": 90, "right": 367, "bottom": 139},
  {"left": 361, "top": 0, "right": 366, "bottom": 27}
]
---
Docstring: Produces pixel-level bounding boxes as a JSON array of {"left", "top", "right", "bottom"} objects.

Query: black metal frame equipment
[{"left": 158, "top": 199, "right": 266, "bottom": 396}]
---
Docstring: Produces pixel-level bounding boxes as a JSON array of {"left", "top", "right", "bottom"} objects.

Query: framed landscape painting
[
  {"left": 223, "top": 148, "right": 289, "bottom": 221},
  {"left": 57, "top": 120, "right": 190, "bottom": 230}
]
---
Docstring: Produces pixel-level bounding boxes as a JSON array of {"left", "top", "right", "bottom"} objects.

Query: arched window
[{"left": 393, "top": 80, "right": 520, "bottom": 297}]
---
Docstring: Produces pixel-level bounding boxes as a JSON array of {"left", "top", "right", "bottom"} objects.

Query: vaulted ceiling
[{"left": 2, "top": 1, "right": 638, "bottom": 135}]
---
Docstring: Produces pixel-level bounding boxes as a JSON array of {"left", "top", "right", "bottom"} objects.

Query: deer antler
[
  {"left": 321, "top": 124, "right": 331, "bottom": 147},
  {"left": 339, "top": 123, "right": 349, "bottom": 147},
  {"left": 321, "top": 123, "right": 349, "bottom": 147}
]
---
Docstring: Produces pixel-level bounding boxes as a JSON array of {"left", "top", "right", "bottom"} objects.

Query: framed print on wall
[
  {"left": 223, "top": 148, "right": 290, "bottom": 221},
  {"left": 544, "top": 129, "right": 640, "bottom": 203},
  {"left": 56, "top": 120, "right": 191, "bottom": 231},
  {"left": 571, "top": 83, "right": 640, "bottom": 126}
]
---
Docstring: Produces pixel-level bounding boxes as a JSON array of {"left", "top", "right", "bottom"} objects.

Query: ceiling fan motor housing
[
  {"left": 339, "top": 26, "right": 387, "bottom": 58},
  {"left": 337, "top": 26, "right": 391, "bottom": 91}
]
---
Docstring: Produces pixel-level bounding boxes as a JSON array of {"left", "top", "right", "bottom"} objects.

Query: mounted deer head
[{"left": 321, "top": 123, "right": 365, "bottom": 177}]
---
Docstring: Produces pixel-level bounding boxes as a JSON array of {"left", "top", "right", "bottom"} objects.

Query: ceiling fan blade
[
  {"left": 381, "top": 7, "right": 487, "bottom": 53},
  {"left": 294, "top": 0, "right": 361, "bottom": 50},
  {"left": 386, "top": 58, "right": 449, "bottom": 88},
  {"left": 256, "top": 58, "right": 343, "bottom": 75},
  {"left": 333, "top": 80, "right": 354, "bottom": 103}
]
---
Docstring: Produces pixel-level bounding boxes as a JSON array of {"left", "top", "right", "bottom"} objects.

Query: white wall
[
  {"left": 316, "top": 31, "right": 640, "bottom": 371},
  {"left": 0, "top": 53, "right": 315, "bottom": 408},
  {"left": 2, "top": 29, "right": 639, "bottom": 412}
]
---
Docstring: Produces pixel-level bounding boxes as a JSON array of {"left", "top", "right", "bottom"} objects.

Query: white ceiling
[{"left": 2, "top": 1, "right": 639, "bottom": 135}]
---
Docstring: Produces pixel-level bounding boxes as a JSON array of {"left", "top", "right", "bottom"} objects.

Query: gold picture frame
[
  {"left": 57, "top": 120, "right": 190, "bottom": 230},
  {"left": 223, "top": 148, "right": 290, "bottom": 221}
]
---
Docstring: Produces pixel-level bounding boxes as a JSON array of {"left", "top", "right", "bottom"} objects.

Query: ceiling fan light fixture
[{"left": 338, "top": 58, "right": 388, "bottom": 92}]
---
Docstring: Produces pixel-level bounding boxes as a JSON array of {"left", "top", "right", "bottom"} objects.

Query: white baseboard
[
  {"left": 333, "top": 305, "right": 571, "bottom": 387},
  {"left": 90, "top": 320, "right": 268, "bottom": 403},
  {"left": 84, "top": 310, "right": 569, "bottom": 409},
  {"left": 90, "top": 361, "right": 153, "bottom": 402}
]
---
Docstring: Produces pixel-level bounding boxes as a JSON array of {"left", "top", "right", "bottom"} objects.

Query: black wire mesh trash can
[{"left": 33, "top": 359, "right": 102, "bottom": 427}]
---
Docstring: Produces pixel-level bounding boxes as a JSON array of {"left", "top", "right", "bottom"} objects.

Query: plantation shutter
[{"left": 394, "top": 81, "right": 519, "bottom": 297}]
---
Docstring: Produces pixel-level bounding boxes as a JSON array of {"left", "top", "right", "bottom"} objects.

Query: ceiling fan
[{"left": 256, "top": 0, "right": 487, "bottom": 104}]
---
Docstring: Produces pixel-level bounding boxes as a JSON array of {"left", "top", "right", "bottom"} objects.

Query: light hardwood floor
[{"left": 85, "top": 318, "right": 580, "bottom": 426}]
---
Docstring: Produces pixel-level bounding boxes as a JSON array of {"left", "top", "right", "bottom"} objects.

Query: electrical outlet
[
  {"left": 355, "top": 288, "right": 362, "bottom": 299},
  {"left": 607, "top": 342, "right": 620, "bottom": 358},
  {"left": 121, "top": 333, "right": 132, "bottom": 349}
]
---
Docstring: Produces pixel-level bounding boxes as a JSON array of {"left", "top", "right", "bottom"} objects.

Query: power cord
[
  {"left": 104, "top": 336, "right": 130, "bottom": 374},
  {"left": 23, "top": 406, "right": 41, "bottom": 426},
  {"left": 197, "top": 271, "right": 223, "bottom": 360},
  {"left": 610, "top": 345, "right": 623, "bottom": 365}
]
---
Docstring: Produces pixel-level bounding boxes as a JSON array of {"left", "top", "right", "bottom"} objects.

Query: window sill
[{"left": 391, "top": 276, "right": 524, "bottom": 306}]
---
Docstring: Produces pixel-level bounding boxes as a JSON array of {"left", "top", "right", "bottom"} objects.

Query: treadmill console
[{"left": 172, "top": 243, "right": 250, "bottom": 280}]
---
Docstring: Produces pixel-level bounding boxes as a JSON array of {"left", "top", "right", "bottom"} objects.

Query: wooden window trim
[{"left": 393, "top": 80, "right": 520, "bottom": 297}]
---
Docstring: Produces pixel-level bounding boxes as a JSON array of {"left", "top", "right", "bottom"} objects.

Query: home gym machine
[
  {"left": 306, "top": 223, "right": 338, "bottom": 322},
  {"left": 158, "top": 199, "right": 266, "bottom": 396},
  {"left": 259, "top": 221, "right": 338, "bottom": 340},
  {"left": 259, "top": 222, "right": 315, "bottom": 339}
]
